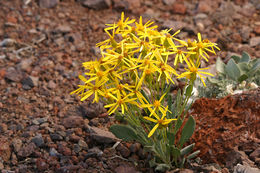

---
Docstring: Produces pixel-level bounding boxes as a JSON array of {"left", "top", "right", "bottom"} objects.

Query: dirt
[
  {"left": 0, "top": 0, "right": 259, "bottom": 172},
  {"left": 190, "top": 88, "right": 260, "bottom": 167}
]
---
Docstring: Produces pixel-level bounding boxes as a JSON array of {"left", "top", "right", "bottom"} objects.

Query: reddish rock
[
  {"left": 39, "top": 0, "right": 59, "bottom": 8},
  {"left": 17, "top": 143, "right": 36, "bottom": 158},
  {"left": 87, "top": 125, "right": 118, "bottom": 143},
  {"left": 36, "top": 158, "right": 49, "bottom": 171},
  {"left": 115, "top": 165, "right": 138, "bottom": 173},
  {"left": 232, "top": 33, "right": 242, "bottom": 43},
  {"left": 58, "top": 144, "right": 72, "bottom": 156},
  {"left": 0, "top": 138, "right": 11, "bottom": 162},
  {"left": 62, "top": 116, "right": 84, "bottom": 128},
  {"left": 172, "top": 2, "right": 186, "bottom": 14},
  {"left": 116, "top": 143, "right": 131, "bottom": 158},
  {"left": 82, "top": 0, "right": 111, "bottom": 10},
  {"left": 254, "top": 26, "right": 260, "bottom": 35},
  {"left": 113, "top": 0, "right": 141, "bottom": 11},
  {"left": 197, "top": 1, "right": 212, "bottom": 14}
]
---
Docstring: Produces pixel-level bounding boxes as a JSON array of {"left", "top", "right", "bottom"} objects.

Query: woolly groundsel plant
[{"left": 71, "top": 13, "right": 220, "bottom": 171}]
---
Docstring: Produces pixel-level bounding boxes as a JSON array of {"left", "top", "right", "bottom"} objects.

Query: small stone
[
  {"left": 0, "top": 123, "right": 8, "bottom": 133},
  {"left": 87, "top": 125, "right": 118, "bottom": 144},
  {"left": 0, "top": 160, "right": 4, "bottom": 170},
  {"left": 240, "top": 26, "right": 251, "bottom": 42},
  {"left": 29, "top": 76, "right": 39, "bottom": 87},
  {"left": 5, "top": 67, "right": 23, "bottom": 82},
  {"left": 31, "top": 134, "right": 45, "bottom": 147},
  {"left": 232, "top": 33, "right": 242, "bottom": 43},
  {"left": 17, "top": 143, "right": 36, "bottom": 158},
  {"left": 78, "top": 139, "right": 88, "bottom": 150},
  {"left": 12, "top": 138, "right": 23, "bottom": 153},
  {"left": 0, "top": 138, "right": 11, "bottom": 162},
  {"left": 50, "top": 133, "right": 63, "bottom": 141},
  {"left": 179, "top": 169, "right": 194, "bottom": 173},
  {"left": 79, "top": 102, "right": 105, "bottom": 119},
  {"left": 162, "top": 20, "right": 188, "bottom": 31},
  {"left": 250, "top": 37, "right": 260, "bottom": 47},
  {"left": 47, "top": 80, "right": 56, "bottom": 89},
  {"left": 58, "top": 144, "right": 71, "bottom": 156},
  {"left": 0, "top": 38, "right": 16, "bottom": 47},
  {"left": 69, "top": 134, "right": 80, "bottom": 143},
  {"left": 63, "top": 116, "right": 84, "bottom": 128},
  {"left": 254, "top": 26, "right": 260, "bottom": 35},
  {"left": 21, "top": 77, "right": 34, "bottom": 90},
  {"left": 172, "top": 3, "right": 186, "bottom": 14},
  {"left": 130, "top": 143, "right": 141, "bottom": 153},
  {"left": 249, "top": 147, "right": 260, "bottom": 162},
  {"left": 85, "top": 147, "right": 103, "bottom": 159},
  {"left": 194, "top": 13, "right": 208, "bottom": 21},
  {"left": 115, "top": 165, "right": 138, "bottom": 173},
  {"left": 82, "top": 0, "right": 111, "bottom": 10},
  {"left": 36, "top": 158, "right": 49, "bottom": 171},
  {"left": 233, "top": 164, "right": 260, "bottom": 173},
  {"left": 39, "top": 0, "right": 59, "bottom": 8},
  {"left": 116, "top": 143, "right": 130, "bottom": 158},
  {"left": 56, "top": 25, "right": 72, "bottom": 33},
  {"left": 163, "top": 0, "right": 175, "bottom": 5},
  {"left": 73, "top": 144, "right": 81, "bottom": 153},
  {"left": 18, "top": 58, "right": 33, "bottom": 71},
  {"left": 49, "top": 148, "right": 59, "bottom": 157},
  {"left": 113, "top": 0, "right": 141, "bottom": 11},
  {"left": 197, "top": 1, "right": 212, "bottom": 14}
]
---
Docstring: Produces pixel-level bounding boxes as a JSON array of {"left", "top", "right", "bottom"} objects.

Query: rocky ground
[{"left": 0, "top": 0, "right": 259, "bottom": 172}]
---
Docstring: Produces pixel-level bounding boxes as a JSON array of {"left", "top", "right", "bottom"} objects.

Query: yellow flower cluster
[{"left": 71, "top": 12, "right": 219, "bottom": 137}]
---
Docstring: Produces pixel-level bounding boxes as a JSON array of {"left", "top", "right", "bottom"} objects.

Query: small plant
[
  {"left": 198, "top": 52, "right": 260, "bottom": 98},
  {"left": 71, "top": 13, "right": 219, "bottom": 171}
]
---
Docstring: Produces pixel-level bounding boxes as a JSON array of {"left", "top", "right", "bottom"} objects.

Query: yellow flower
[
  {"left": 141, "top": 93, "right": 167, "bottom": 117},
  {"left": 154, "top": 49, "right": 179, "bottom": 84},
  {"left": 178, "top": 60, "right": 214, "bottom": 86},
  {"left": 96, "top": 24, "right": 117, "bottom": 48},
  {"left": 143, "top": 106, "right": 176, "bottom": 137},
  {"left": 71, "top": 78, "right": 107, "bottom": 103},
  {"left": 104, "top": 92, "right": 138, "bottom": 115},
  {"left": 188, "top": 33, "right": 220, "bottom": 62},
  {"left": 106, "top": 12, "right": 135, "bottom": 33}
]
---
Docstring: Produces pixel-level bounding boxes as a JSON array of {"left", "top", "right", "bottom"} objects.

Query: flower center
[
  {"left": 97, "top": 71, "right": 104, "bottom": 77},
  {"left": 153, "top": 100, "right": 160, "bottom": 108},
  {"left": 197, "top": 42, "right": 204, "bottom": 48},
  {"left": 117, "top": 99, "right": 123, "bottom": 105},
  {"left": 190, "top": 67, "right": 198, "bottom": 73},
  {"left": 177, "top": 50, "right": 182, "bottom": 54},
  {"left": 157, "top": 119, "right": 163, "bottom": 124}
]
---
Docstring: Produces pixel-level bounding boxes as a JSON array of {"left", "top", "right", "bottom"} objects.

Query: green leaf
[
  {"left": 185, "top": 84, "right": 193, "bottom": 97},
  {"left": 225, "top": 59, "right": 241, "bottom": 81},
  {"left": 172, "top": 146, "right": 181, "bottom": 163},
  {"left": 231, "top": 55, "right": 241, "bottom": 63},
  {"left": 178, "top": 116, "right": 196, "bottom": 148},
  {"left": 167, "top": 92, "right": 173, "bottom": 117},
  {"left": 240, "top": 52, "right": 250, "bottom": 63},
  {"left": 249, "top": 59, "right": 260, "bottom": 76},
  {"left": 238, "top": 74, "right": 248, "bottom": 83},
  {"left": 207, "top": 77, "right": 220, "bottom": 85},
  {"left": 155, "top": 164, "right": 171, "bottom": 172},
  {"left": 173, "top": 117, "right": 183, "bottom": 135},
  {"left": 187, "top": 150, "right": 200, "bottom": 160},
  {"left": 167, "top": 132, "right": 175, "bottom": 146},
  {"left": 180, "top": 143, "right": 195, "bottom": 156},
  {"left": 237, "top": 62, "right": 249, "bottom": 75},
  {"left": 180, "top": 157, "right": 186, "bottom": 168},
  {"left": 110, "top": 124, "right": 138, "bottom": 142},
  {"left": 216, "top": 57, "right": 225, "bottom": 73}
]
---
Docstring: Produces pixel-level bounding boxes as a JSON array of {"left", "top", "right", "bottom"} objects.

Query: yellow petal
[{"left": 148, "top": 124, "right": 159, "bottom": 138}]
